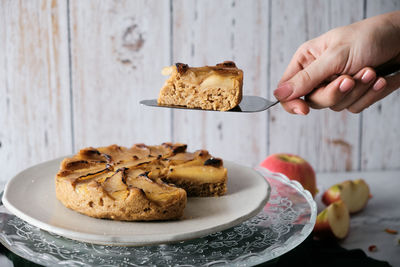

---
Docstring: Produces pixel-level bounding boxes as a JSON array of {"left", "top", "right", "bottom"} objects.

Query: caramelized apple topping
[
  {"left": 216, "top": 61, "right": 236, "bottom": 68},
  {"left": 134, "top": 143, "right": 147, "bottom": 149},
  {"left": 72, "top": 168, "right": 111, "bottom": 186},
  {"left": 175, "top": 63, "right": 189, "bottom": 74},
  {"left": 57, "top": 143, "right": 227, "bottom": 201},
  {"left": 172, "top": 144, "right": 187, "bottom": 154},
  {"left": 103, "top": 168, "right": 128, "bottom": 193},
  {"left": 62, "top": 160, "right": 90, "bottom": 170},
  {"left": 79, "top": 147, "right": 101, "bottom": 157},
  {"left": 204, "top": 157, "right": 223, "bottom": 168},
  {"left": 79, "top": 148, "right": 112, "bottom": 162}
]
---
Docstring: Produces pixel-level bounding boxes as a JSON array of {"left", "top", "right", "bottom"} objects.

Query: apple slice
[
  {"left": 313, "top": 200, "right": 350, "bottom": 240},
  {"left": 102, "top": 168, "right": 129, "bottom": 200},
  {"left": 322, "top": 179, "right": 370, "bottom": 213}
]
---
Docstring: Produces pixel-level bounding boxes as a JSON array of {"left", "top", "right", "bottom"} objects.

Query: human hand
[{"left": 274, "top": 11, "right": 400, "bottom": 115}]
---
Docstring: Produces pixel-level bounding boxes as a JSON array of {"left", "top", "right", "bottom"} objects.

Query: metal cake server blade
[{"left": 140, "top": 96, "right": 279, "bottom": 113}]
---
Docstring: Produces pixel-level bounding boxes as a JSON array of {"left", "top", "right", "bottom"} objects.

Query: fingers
[
  {"left": 277, "top": 69, "right": 398, "bottom": 115},
  {"left": 283, "top": 67, "right": 380, "bottom": 114},
  {"left": 347, "top": 73, "right": 399, "bottom": 113},
  {"left": 279, "top": 42, "right": 317, "bottom": 84},
  {"left": 372, "top": 77, "right": 387, "bottom": 91},
  {"left": 274, "top": 49, "right": 345, "bottom": 101},
  {"left": 280, "top": 98, "right": 310, "bottom": 115},
  {"left": 305, "top": 75, "right": 355, "bottom": 109},
  {"left": 330, "top": 67, "right": 377, "bottom": 111}
]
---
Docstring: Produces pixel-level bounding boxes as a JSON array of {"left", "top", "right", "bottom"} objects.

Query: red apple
[
  {"left": 313, "top": 200, "right": 350, "bottom": 240},
  {"left": 322, "top": 179, "right": 370, "bottom": 213},
  {"left": 260, "top": 153, "right": 317, "bottom": 197}
]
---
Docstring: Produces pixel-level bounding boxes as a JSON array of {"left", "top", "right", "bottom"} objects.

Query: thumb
[{"left": 274, "top": 51, "right": 342, "bottom": 101}]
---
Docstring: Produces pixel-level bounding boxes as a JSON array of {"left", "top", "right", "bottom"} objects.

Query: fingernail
[
  {"left": 274, "top": 83, "right": 293, "bottom": 100},
  {"left": 339, "top": 78, "right": 355, "bottom": 93},
  {"left": 293, "top": 108, "right": 306, "bottom": 115},
  {"left": 361, "top": 70, "right": 375, "bottom": 84},
  {"left": 373, "top": 78, "right": 386, "bottom": 91}
]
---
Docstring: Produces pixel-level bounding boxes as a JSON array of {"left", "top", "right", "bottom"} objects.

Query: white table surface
[
  {"left": 316, "top": 170, "right": 400, "bottom": 267},
  {"left": 0, "top": 170, "right": 399, "bottom": 266}
]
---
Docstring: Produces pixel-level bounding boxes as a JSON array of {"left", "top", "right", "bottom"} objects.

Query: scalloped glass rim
[
  {"left": 252, "top": 166, "right": 317, "bottom": 263},
  {"left": 0, "top": 167, "right": 317, "bottom": 267}
]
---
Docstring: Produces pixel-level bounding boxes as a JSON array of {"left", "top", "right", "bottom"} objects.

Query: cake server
[
  {"left": 140, "top": 96, "right": 279, "bottom": 113},
  {"left": 141, "top": 64, "right": 400, "bottom": 113}
]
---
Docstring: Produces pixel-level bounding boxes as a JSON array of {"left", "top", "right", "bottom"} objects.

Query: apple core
[{"left": 277, "top": 154, "right": 304, "bottom": 164}]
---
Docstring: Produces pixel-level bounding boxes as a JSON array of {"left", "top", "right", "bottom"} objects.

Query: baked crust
[
  {"left": 55, "top": 143, "right": 227, "bottom": 221},
  {"left": 158, "top": 61, "right": 243, "bottom": 111}
]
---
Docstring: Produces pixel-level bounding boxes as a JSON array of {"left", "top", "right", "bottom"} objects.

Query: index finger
[
  {"left": 274, "top": 50, "right": 343, "bottom": 101},
  {"left": 279, "top": 41, "right": 319, "bottom": 84}
]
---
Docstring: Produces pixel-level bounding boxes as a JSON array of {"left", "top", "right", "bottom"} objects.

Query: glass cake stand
[{"left": 0, "top": 168, "right": 316, "bottom": 267}]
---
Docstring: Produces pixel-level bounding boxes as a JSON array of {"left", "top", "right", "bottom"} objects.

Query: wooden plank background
[
  {"left": 69, "top": 0, "right": 172, "bottom": 150},
  {"left": 0, "top": 0, "right": 72, "bottom": 183},
  {"left": 269, "top": 0, "right": 364, "bottom": 172},
  {"left": 1, "top": 0, "right": 399, "bottom": 185},
  {"left": 171, "top": 0, "right": 269, "bottom": 164}
]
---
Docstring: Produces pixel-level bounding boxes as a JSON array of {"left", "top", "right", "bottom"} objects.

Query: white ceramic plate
[{"left": 2, "top": 158, "right": 270, "bottom": 246}]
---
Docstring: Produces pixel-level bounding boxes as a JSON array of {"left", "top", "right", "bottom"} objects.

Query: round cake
[{"left": 55, "top": 143, "right": 227, "bottom": 221}]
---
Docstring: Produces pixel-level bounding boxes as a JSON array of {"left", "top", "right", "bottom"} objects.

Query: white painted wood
[
  {"left": 69, "top": 0, "right": 171, "bottom": 150},
  {"left": 361, "top": 0, "right": 400, "bottom": 170},
  {"left": 0, "top": 0, "right": 71, "bottom": 184},
  {"left": 172, "top": 0, "right": 269, "bottom": 167},
  {"left": 1, "top": 0, "right": 399, "bottom": 186},
  {"left": 268, "top": 0, "right": 364, "bottom": 172}
]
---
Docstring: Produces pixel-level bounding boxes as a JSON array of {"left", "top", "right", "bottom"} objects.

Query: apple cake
[
  {"left": 55, "top": 143, "right": 227, "bottom": 221},
  {"left": 158, "top": 61, "right": 243, "bottom": 111}
]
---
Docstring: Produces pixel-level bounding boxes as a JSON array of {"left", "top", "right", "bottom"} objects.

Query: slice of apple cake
[
  {"left": 55, "top": 143, "right": 227, "bottom": 221},
  {"left": 158, "top": 61, "right": 243, "bottom": 111}
]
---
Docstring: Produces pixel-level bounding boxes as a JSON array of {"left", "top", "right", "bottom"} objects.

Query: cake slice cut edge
[{"left": 157, "top": 61, "right": 243, "bottom": 111}]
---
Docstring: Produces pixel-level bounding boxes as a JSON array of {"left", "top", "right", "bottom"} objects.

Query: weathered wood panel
[
  {"left": 361, "top": 0, "right": 400, "bottom": 170},
  {"left": 172, "top": 0, "right": 269, "bottom": 166},
  {"left": 69, "top": 1, "right": 171, "bottom": 150},
  {"left": 0, "top": 0, "right": 71, "bottom": 184},
  {"left": 268, "top": 0, "right": 364, "bottom": 172},
  {"left": 1, "top": 0, "right": 399, "bottom": 187}
]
